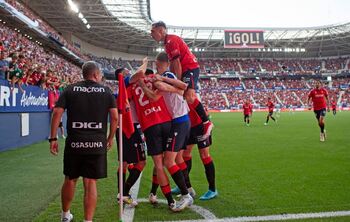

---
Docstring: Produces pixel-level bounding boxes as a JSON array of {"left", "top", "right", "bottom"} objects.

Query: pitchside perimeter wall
[{"left": 0, "top": 80, "right": 66, "bottom": 151}]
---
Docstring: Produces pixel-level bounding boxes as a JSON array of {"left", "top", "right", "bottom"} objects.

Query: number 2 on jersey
[{"left": 135, "top": 86, "right": 150, "bottom": 106}]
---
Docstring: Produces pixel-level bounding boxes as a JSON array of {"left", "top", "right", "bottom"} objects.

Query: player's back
[
  {"left": 164, "top": 34, "right": 199, "bottom": 71},
  {"left": 63, "top": 80, "right": 113, "bottom": 137},
  {"left": 130, "top": 75, "right": 172, "bottom": 131}
]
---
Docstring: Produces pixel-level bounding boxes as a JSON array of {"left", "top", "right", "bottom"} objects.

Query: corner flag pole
[{"left": 118, "top": 113, "right": 123, "bottom": 221}]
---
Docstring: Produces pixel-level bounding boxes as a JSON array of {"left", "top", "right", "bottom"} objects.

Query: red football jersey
[
  {"left": 308, "top": 88, "right": 328, "bottom": 110},
  {"left": 331, "top": 101, "right": 336, "bottom": 109},
  {"left": 130, "top": 75, "right": 172, "bottom": 131},
  {"left": 243, "top": 103, "right": 253, "bottom": 115},
  {"left": 267, "top": 101, "right": 274, "bottom": 112},
  {"left": 188, "top": 102, "right": 202, "bottom": 128},
  {"left": 164, "top": 34, "right": 199, "bottom": 73}
]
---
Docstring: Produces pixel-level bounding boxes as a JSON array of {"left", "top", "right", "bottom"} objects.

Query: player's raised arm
[
  {"left": 129, "top": 57, "right": 148, "bottom": 84},
  {"left": 137, "top": 79, "right": 161, "bottom": 102},
  {"left": 153, "top": 80, "right": 184, "bottom": 96},
  {"left": 158, "top": 74, "right": 188, "bottom": 90}
]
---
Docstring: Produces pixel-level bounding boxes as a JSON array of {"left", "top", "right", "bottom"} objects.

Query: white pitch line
[
  {"left": 122, "top": 172, "right": 142, "bottom": 222},
  {"left": 174, "top": 210, "right": 350, "bottom": 222},
  {"left": 120, "top": 175, "right": 350, "bottom": 222},
  {"left": 137, "top": 198, "right": 217, "bottom": 220}
]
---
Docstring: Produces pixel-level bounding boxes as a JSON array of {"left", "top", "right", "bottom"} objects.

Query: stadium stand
[
  {"left": 4, "top": 0, "right": 88, "bottom": 60},
  {"left": 0, "top": 23, "right": 81, "bottom": 91},
  {"left": 1, "top": 0, "right": 349, "bottom": 112}
]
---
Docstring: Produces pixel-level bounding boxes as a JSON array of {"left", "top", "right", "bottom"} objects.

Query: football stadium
[{"left": 0, "top": 0, "right": 350, "bottom": 221}]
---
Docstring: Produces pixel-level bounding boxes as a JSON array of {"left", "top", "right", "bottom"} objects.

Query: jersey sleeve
[
  {"left": 308, "top": 90, "right": 313, "bottom": 98},
  {"left": 165, "top": 39, "right": 181, "bottom": 61},
  {"left": 55, "top": 89, "right": 68, "bottom": 109},
  {"left": 165, "top": 72, "right": 176, "bottom": 79},
  {"left": 323, "top": 89, "right": 328, "bottom": 97},
  {"left": 124, "top": 76, "right": 130, "bottom": 87}
]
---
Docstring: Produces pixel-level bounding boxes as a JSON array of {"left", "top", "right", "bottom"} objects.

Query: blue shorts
[
  {"left": 182, "top": 68, "right": 200, "bottom": 91},
  {"left": 166, "top": 120, "right": 190, "bottom": 152}
]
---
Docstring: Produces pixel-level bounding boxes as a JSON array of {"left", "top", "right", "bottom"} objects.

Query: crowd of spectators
[
  {"left": 198, "top": 78, "right": 350, "bottom": 109},
  {"left": 0, "top": 23, "right": 81, "bottom": 93},
  {"left": 81, "top": 54, "right": 350, "bottom": 78},
  {"left": 325, "top": 57, "right": 347, "bottom": 72},
  {"left": 2, "top": 0, "right": 350, "bottom": 110},
  {"left": 244, "top": 79, "right": 266, "bottom": 89},
  {"left": 197, "top": 58, "right": 348, "bottom": 75},
  {"left": 5, "top": 0, "right": 89, "bottom": 60}
]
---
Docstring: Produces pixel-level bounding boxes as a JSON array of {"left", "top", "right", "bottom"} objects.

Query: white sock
[{"left": 61, "top": 210, "right": 70, "bottom": 218}]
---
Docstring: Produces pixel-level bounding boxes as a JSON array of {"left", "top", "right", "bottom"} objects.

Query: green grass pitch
[{"left": 0, "top": 111, "right": 349, "bottom": 222}]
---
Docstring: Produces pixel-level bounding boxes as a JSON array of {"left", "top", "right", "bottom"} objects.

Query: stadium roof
[{"left": 22, "top": 0, "right": 350, "bottom": 58}]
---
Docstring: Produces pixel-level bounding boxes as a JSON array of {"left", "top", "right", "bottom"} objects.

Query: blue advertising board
[{"left": 0, "top": 80, "right": 50, "bottom": 112}]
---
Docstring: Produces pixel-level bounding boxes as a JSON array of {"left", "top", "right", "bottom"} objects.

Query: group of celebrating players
[
  {"left": 114, "top": 21, "right": 217, "bottom": 212},
  {"left": 117, "top": 21, "right": 335, "bottom": 213}
]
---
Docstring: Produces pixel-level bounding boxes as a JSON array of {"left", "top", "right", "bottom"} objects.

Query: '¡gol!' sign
[
  {"left": 0, "top": 80, "right": 50, "bottom": 112},
  {"left": 224, "top": 30, "right": 264, "bottom": 48}
]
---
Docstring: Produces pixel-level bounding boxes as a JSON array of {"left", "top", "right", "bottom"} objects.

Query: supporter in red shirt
[{"left": 308, "top": 80, "right": 329, "bottom": 141}]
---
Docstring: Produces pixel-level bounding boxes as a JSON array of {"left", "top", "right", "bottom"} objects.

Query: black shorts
[
  {"left": 182, "top": 68, "right": 199, "bottom": 91},
  {"left": 58, "top": 122, "right": 63, "bottom": 127},
  {"left": 314, "top": 108, "right": 326, "bottom": 119},
  {"left": 166, "top": 120, "right": 190, "bottom": 152},
  {"left": 187, "top": 124, "right": 212, "bottom": 149},
  {"left": 143, "top": 121, "right": 171, "bottom": 156},
  {"left": 244, "top": 114, "right": 250, "bottom": 118},
  {"left": 63, "top": 153, "right": 107, "bottom": 180},
  {"left": 268, "top": 111, "right": 274, "bottom": 116},
  {"left": 116, "top": 124, "right": 146, "bottom": 164}
]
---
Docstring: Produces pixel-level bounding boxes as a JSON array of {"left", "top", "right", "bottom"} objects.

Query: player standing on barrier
[
  {"left": 150, "top": 21, "right": 214, "bottom": 140},
  {"left": 49, "top": 61, "right": 118, "bottom": 222}
]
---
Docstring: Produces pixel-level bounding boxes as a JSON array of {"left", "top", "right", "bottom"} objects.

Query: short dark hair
[
  {"left": 156, "top": 52, "right": 169, "bottom": 63},
  {"left": 82, "top": 61, "right": 100, "bottom": 79},
  {"left": 152, "top": 21, "right": 167, "bottom": 29},
  {"left": 145, "top": 68, "right": 154, "bottom": 75},
  {"left": 115, "top": 68, "right": 125, "bottom": 80}
]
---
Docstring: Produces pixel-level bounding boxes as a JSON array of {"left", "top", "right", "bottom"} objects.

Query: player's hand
[
  {"left": 137, "top": 79, "right": 145, "bottom": 87},
  {"left": 154, "top": 75, "right": 163, "bottom": 82},
  {"left": 142, "top": 57, "right": 148, "bottom": 64},
  {"left": 50, "top": 141, "right": 59, "bottom": 156},
  {"left": 107, "top": 137, "right": 114, "bottom": 151}
]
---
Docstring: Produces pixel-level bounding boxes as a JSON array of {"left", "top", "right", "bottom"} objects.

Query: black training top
[{"left": 55, "top": 80, "right": 116, "bottom": 155}]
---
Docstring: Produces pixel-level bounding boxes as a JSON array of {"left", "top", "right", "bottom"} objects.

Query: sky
[{"left": 150, "top": 0, "right": 350, "bottom": 28}]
